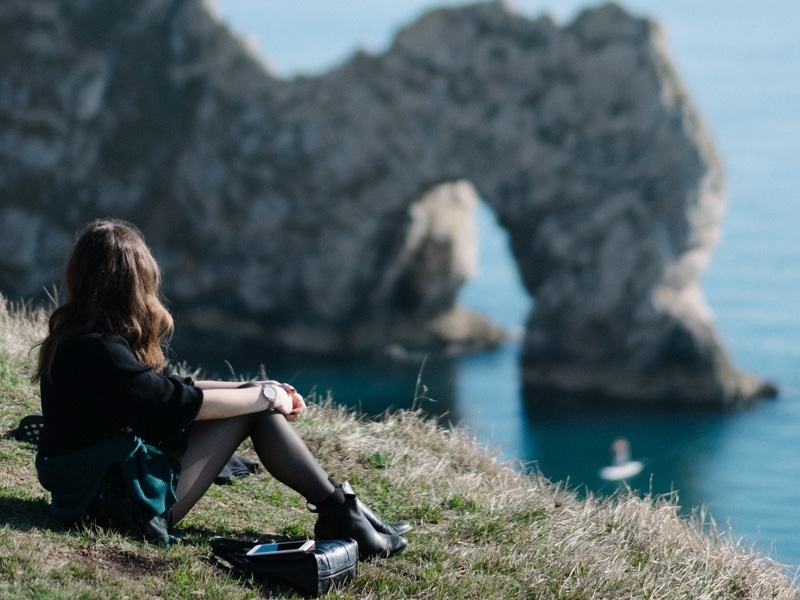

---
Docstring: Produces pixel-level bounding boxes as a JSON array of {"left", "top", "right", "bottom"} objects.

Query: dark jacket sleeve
[{"left": 100, "top": 335, "right": 203, "bottom": 445}]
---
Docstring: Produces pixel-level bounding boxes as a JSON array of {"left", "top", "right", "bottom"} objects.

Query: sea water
[{"left": 201, "top": 0, "right": 800, "bottom": 570}]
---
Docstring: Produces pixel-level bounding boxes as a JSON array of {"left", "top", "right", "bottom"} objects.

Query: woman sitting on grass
[{"left": 32, "top": 218, "right": 409, "bottom": 557}]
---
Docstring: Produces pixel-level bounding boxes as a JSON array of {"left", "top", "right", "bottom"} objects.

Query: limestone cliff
[{"left": 0, "top": 0, "right": 775, "bottom": 406}]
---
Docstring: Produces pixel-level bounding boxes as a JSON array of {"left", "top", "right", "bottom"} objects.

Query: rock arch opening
[{"left": 458, "top": 197, "right": 532, "bottom": 337}]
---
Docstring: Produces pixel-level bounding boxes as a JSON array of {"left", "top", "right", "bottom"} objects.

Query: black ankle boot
[
  {"left": 312, "top": 482, "right": 407, "bottom": 559},
  {"left": 355, "top": 498, "right": 413, "bottom": 536},
  {"left": 327, "top": 476, "right": 412, "bottom": 536}
]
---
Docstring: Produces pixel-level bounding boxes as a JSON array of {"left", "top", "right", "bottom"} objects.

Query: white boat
[{"left": 599, "top": 460, "right": 644, "bottom": 481}]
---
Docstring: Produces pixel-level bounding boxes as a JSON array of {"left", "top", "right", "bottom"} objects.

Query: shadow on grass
[
  {"left": 0, "top": 497, "right": 312, "bottom": 597},
  {"left": 0, "top": 425, "right": 66, "bottom": 533},
  {"left": 0, "top": 494, "right": 61, "bottom": 532}
]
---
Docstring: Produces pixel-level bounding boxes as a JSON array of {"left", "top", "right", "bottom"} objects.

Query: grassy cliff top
[{"left": 1, "top": 294, "right": 798, "bottom": 599}]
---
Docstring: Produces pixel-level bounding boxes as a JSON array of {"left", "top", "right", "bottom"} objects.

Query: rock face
[{"left": 0, "top": 0, "right": 774, "bottom": 407}]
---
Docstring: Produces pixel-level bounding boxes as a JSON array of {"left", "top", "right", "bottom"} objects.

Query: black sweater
[{"left": 39, "top": 333, "right": 203, "bottom": 458}]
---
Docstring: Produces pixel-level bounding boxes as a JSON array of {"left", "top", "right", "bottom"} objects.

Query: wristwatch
[{"left": 260, "top": 384, "right": 278, "bottom": 411}]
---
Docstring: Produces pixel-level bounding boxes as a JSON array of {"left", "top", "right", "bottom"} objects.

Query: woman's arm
[{"left": 195, "top": 384, "right": 305, "bottom": 422}]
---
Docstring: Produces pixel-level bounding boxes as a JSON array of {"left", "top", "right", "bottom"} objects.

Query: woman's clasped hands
[{"left": 257, "top": 380, "right": 306, "bottom": 422}]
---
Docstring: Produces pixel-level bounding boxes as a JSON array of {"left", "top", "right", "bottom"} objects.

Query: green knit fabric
[{"left": 36, "top": 431, "right": 177, "bottom": 524}]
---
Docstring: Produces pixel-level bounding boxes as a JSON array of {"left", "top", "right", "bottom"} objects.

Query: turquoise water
[{"left": 203, "top": 0, "right": 800, "bottom": 570}]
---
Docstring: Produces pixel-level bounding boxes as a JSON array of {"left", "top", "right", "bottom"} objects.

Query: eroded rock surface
[{"left": 0, "top": 0, "right": 774, "bottom": 406}]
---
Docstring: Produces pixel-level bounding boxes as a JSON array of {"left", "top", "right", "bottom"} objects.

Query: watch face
[{"left": 262, "top": 385, "right": 277, "bottom": 400}]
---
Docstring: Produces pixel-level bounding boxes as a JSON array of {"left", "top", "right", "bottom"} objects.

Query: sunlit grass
[{"left": 1, "top": 293, "right": 798, "bottom": 598}]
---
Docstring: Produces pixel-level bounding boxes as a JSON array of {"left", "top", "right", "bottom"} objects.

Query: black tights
[{"left": 171, "top": 411, "right": 335, "bottom": 523}]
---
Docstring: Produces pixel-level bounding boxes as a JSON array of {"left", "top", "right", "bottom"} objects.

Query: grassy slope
[{"left": 1, "top": 294, "right": 798, "bottom": 599}]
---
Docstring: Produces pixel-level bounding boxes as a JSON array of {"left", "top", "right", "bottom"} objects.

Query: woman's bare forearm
[
  {"left": 195, "top": 384, "right": 298, "bottom": 421},
  {"left": 195, "top": 387, "right": 269, "bottom": 420}
]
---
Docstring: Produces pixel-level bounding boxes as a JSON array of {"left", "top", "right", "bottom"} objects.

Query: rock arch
[{"left": 0, "top": 0, "right": 774, "bottom": 406}]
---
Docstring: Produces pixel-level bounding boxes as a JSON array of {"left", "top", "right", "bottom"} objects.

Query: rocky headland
[{"left": 0, "top": 0, "right": 775, "bottom": 407}]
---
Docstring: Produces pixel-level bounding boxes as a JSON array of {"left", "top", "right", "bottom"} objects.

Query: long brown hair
[{"left": 33, "top": 219, "right": 174, "bottom": 383}]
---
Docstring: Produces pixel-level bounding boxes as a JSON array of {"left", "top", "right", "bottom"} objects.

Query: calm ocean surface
[{"left": 203, "top": 0, "right": 800, "bottom": 570}]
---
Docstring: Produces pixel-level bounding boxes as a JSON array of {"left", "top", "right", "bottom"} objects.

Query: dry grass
[{"left": 1, "top": 293, "right": 798, "bottom": 599}]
